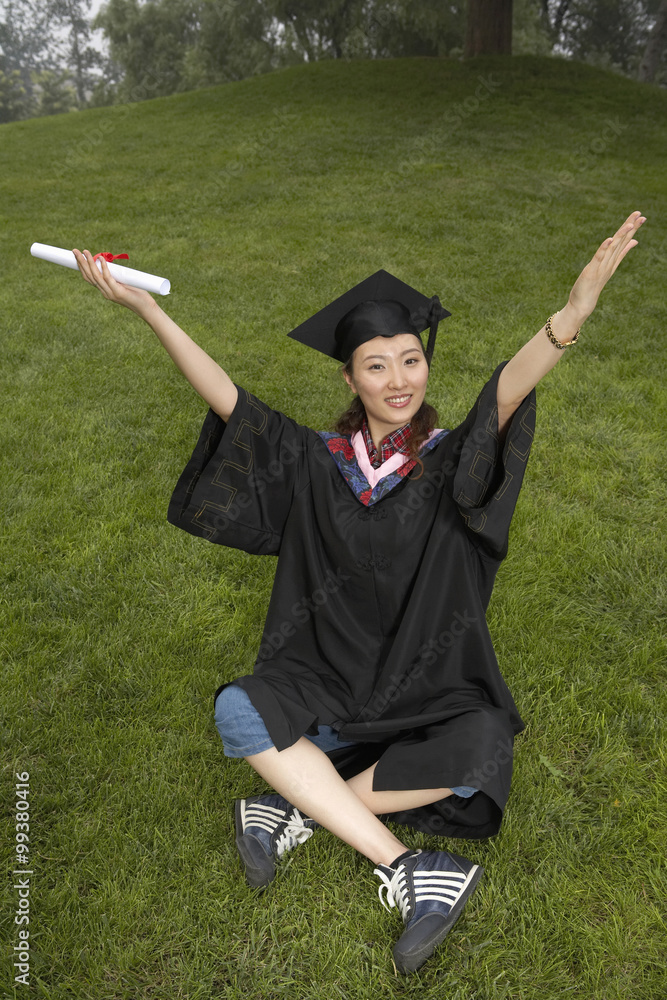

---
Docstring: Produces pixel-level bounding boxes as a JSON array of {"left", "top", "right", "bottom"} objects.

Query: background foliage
[{"left": 1, "top": 0, "right": 666, "bottom": 122}]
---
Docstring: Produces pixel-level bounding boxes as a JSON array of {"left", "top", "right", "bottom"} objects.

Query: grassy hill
[{"left": 1, "top": 56, "right": 665, "bottom": 999}]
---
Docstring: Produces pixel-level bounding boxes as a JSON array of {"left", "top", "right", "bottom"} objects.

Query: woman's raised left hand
[{"left": 567, "top": 211, "right": 646, "bottom": 321}]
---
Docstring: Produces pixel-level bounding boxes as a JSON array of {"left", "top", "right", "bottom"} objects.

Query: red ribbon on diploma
[{"left": 93, "top": 252, "right": 129, "bottom": 262}]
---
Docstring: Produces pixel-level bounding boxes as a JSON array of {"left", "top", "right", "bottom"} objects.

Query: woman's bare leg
[
  {"left": 346, "top": 760, "right": 454, "bottom": 814},
  {"left": 245, "top": 737, "right": 451, "bottom": 866},
  {"left": 245, "top": 738, "right": 410, "bottom": 866}
]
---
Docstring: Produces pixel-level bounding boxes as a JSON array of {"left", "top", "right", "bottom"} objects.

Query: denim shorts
[{"left": 213, "top": 683, "right": 478, "bottom": 798}]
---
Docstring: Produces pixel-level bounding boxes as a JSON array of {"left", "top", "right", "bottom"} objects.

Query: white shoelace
[
  {"left": 275, "top": 808, "right": 315, "bottom": 859},
  {"left": 375, "top": 865, "right": 411, "bottom": 919},
  {"left": 374, "top": 854, "right": 471, "bottom": 922}
]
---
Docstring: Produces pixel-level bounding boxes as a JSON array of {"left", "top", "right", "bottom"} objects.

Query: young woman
[{"left": 72, "top": 210, "right": 644, "bottom": 975}]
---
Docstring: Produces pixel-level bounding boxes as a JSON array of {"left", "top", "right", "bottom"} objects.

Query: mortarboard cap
[{"left": 287, "top": 269, "right": 450, "bottom": 367}]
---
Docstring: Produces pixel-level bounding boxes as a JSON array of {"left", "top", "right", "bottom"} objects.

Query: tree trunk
[
  {"left": 329, "top": 0, "right": 355, "bottom": 58},
  {"left": 71, "top": 31, "right": 85, "bottom": 107},
  {"left": 288, "top": 15, "right": 316, "bottom": 63},
  {"left": 638, "top": 0, "right": 667, "bottom": 83},
  {"left": 465, "top": 0, "right": 513, "bottom": 57}
]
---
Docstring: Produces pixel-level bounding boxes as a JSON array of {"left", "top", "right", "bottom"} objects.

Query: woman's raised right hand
[{"left": 72, "top": 248, "right": 157, "bottom": 317}]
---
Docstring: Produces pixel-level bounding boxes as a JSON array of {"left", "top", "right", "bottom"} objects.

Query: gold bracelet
[{"left": 545, "top": 312, "right": 580, "bottom": 349}]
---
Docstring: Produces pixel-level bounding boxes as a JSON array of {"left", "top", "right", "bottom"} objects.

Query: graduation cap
[{"left": 287, "top": 269, "right": 451, "bottom": 367}]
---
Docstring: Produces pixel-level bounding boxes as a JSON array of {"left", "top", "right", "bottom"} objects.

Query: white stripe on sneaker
[
  {"left": 413, "top": 874, "right": 466, "bottom": 884},
  {"left": 242, "top": 802, "right": 286, "bottom": 833},
  {"left": 375, "top": 860, "right": 481, "bottom": 922},
  {"left": 442, "top": 865, "right": 480, "bottom": 903}
]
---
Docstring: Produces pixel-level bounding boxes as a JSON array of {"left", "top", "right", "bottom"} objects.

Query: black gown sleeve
[
  {"left": 440, "top": 361, "right": 536, "bottom": 560},
  {"left": 167, "top": 385, "right": 312, "bottom": 555}
]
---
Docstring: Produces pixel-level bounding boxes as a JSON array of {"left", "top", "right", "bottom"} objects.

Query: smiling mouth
[{"left": 385, "top": 395, "right": 412, "bottom": 404}]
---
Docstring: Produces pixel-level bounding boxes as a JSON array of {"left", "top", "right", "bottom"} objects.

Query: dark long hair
[{"left": 331, "top": 346, "right": 439, "bottom": 480}]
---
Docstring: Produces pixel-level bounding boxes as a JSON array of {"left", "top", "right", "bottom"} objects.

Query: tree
[
  {"left": 32, "top": 67, "right": 77, "bottom": 114},
  {"left": 270, "top": 1, "right": 466, "bottom": 62},
  {"left": 554, "top": 0, "right": 654, "bottom": 73},
  {"left": 269, "top": 0, "right": 364, "bottom": 60},
  {"left": 538, "top": 0, "right": 571, "bottom": 43},
  {"left": 182, "top": 0, "right": 278, "bottom": 87},
  {"left": 0, "top": 0, "right": 55, "bottom": 117},
  {"left": 538, "top": 0, "right": 662, "bottom": 78},
  {"left": 0, "top": 66, "right": 31, "bottom": 121},
  {"left": 638, "top": 0, "right": 667, "bottom": 80},
  {"left": 464, "top": 0, "right": 513, "bottom": 56},
  {"left": 356, "top": 1, "right": 466, "bottom": 59},
  {"left": 0, "top": 0, "right": 100, "bottom": 118},
  {"left": 512, "top": 0, "right": 554, "bottom": 55},
  {"left": 36, "top": 0, "right": 663, "bottom": 118},
  {"left": 92, "top": 0, "right": 277, "bottom": 99},
  {"left": 93, "top": 0, "right": 200, "bottom": 99},
  {"left": 47, "top": 0, "right": 102, "bottom": 106}
]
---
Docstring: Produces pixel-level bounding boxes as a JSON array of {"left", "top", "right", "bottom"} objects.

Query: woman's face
[{"left": 343, "top": 333, "right": 429, "bottom": 437}]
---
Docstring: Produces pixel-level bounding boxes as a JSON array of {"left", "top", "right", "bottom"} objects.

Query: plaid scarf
[{"left": 361, "top": 418, "right": 413, "bottom": 469}]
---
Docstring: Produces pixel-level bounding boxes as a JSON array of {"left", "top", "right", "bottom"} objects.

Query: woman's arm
[
  {"left": 73, "top": 248, "right": 238, "bottom": 422},
  {"left": 496, "top": 210, "right": 646, "bottom": 435}
]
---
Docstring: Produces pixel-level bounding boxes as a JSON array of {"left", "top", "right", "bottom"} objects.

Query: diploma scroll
[{"left": 30, "top": 243, "right": 171, "bottom": 295}]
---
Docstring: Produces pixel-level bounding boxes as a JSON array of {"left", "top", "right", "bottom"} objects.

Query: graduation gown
[{"left": 167, "top": 362, "right": 536, "bottom": 840}]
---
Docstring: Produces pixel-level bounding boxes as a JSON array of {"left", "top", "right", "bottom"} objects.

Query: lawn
[{"left": 1, "top": 54, "right": 666, "bottom": 999}]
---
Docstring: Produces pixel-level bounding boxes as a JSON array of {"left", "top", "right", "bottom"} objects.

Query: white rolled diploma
[{"left": 30, "top": 242, "right": 171, "bottom": 295}]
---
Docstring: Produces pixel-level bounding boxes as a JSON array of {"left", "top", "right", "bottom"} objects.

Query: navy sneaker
[
  {"left": 234, "top": 794, "right": 319, "bottom": 889},
  {"left": 374, "top": 848, "right": 484, "bottom": 974}
]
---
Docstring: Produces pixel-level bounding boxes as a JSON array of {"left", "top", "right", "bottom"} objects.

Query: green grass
[{"left": 1, "top": 55, "right": 666, "bottom": 999}]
